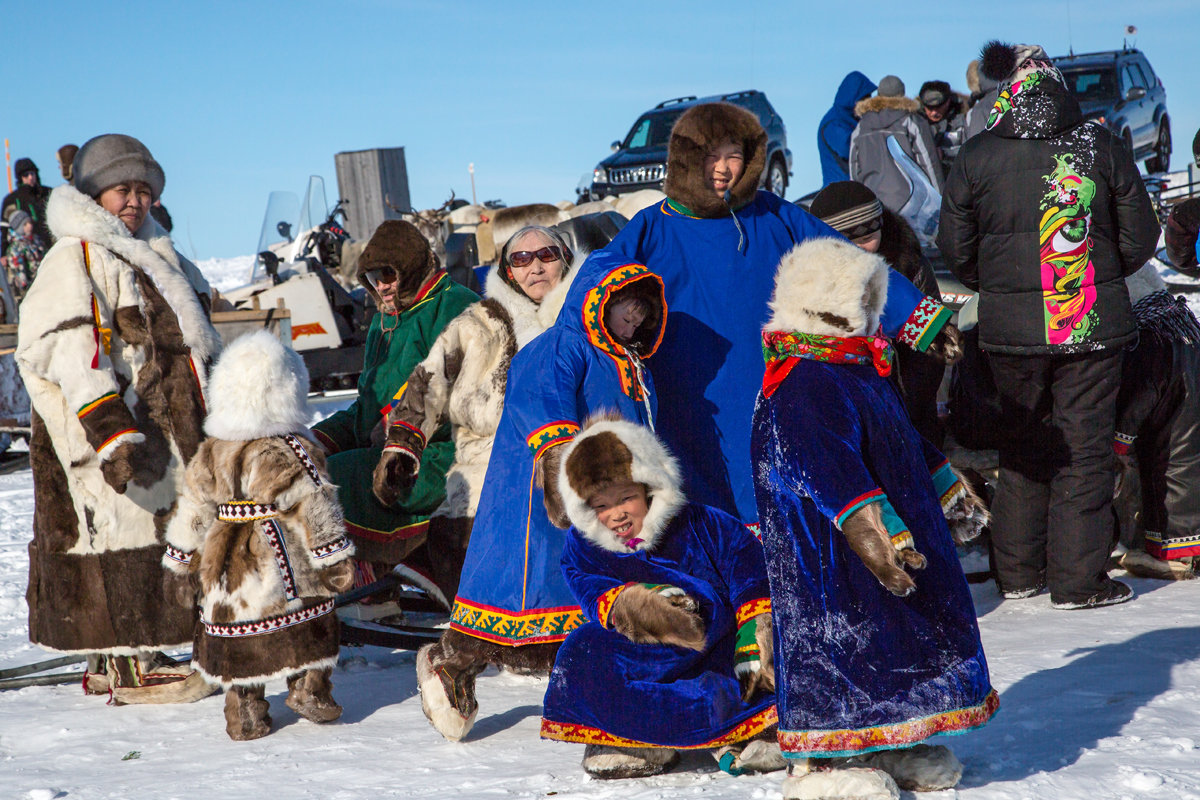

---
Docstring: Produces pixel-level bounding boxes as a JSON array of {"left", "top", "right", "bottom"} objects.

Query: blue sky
[{"left": 9, "top": 0, "right": 1199, "bottom": 259}]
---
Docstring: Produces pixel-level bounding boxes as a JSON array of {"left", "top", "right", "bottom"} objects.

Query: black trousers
[{"left": 988, "top": 349, "right": 1123, "bottom": 604}]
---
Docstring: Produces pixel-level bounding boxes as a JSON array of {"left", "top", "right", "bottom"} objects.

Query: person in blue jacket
[
  {"left": 415, "top": 250, "right": 668, "bottom": 743},
  {"left": 818, "top": 71, "right": 878, "bottom": 186},
  {"left": 541, "top": 415, "right": 781, "bottom": 779},
  {"left": 605, "top": 101, "right": 958, "bottom": 529}
]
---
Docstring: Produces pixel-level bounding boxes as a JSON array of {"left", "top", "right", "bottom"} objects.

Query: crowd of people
[{"left": 9, "top": 36, "right": 1200, "bottom": 800}]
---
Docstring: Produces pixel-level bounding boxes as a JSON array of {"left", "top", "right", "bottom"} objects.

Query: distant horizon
[{"left": 8, "top": 0, "right": 1198, "bottom": 259}]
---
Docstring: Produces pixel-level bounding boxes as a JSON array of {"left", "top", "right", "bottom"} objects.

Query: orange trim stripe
[
  {"left": 98, "top": 428, "right": 138, "bottom": 453},
  {"left": 735, "top": 597, "right": 772, "bottom": 627},
  {"left": 541, "top": 706, "right": 778, "bottom": 749},
  {"left": 78, "top": 392, "right": 118, "bottom": 419}
]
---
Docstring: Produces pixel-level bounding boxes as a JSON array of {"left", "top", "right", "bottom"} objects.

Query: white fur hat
[
  {"left": 763, "top": 237, "right": 890, "bottom": 338},
  {"left": 204, "top": 330, "right": 311, "bottom": 441}
]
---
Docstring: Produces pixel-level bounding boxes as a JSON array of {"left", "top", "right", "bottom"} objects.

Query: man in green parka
[{"left": 311, "top": 220, "right": 478, "bottom": 577}]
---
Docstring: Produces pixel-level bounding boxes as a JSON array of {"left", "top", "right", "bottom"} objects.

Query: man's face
[
  {"left": 923, "top": 100, "right": 952, "bottom": 123},
  {"left": 19, "top": 171, "right": 36, "bottom": 187}
]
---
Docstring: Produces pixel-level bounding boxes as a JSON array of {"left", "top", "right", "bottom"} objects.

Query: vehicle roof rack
[
  {"left": 720, "top": 90, "right": 758, "bottom": 101},
  {"left": 1053, "top": 47, "right": 1139, "bottom": 63},
  {"left": 655, "top": 96, "right": 698, "bottom": 108}
]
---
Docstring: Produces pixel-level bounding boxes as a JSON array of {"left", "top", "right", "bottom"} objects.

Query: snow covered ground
[{"left": 4, "top": 256, "right": 1200, "bottom": 799}]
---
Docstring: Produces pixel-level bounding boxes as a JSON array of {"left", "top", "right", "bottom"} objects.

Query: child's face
[
  {"left": 19, "top": 221, "right": 33, "bottom": 237},
  {"left": 588, "top": 480, "right": 649, "bottom": 544},
  {"left": 605, "top": 297, "right": 647, "bottom": 345}
]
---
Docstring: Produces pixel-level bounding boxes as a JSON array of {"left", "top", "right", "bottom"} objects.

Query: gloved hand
[
  {"left": 735, "top": 611, "right": 775, "bottom": 701},
  {"left": 843, "top": 502, "right": 925, "bottom": 597},
  {"left": 100, "top": 442, "right": 139, "bottom": 494},
  {"left": 318, "top": 559, "right": 355, "bottom": 593},
  {"left": 372, "top": 424, "right": 425, "bottom": 506},
  {"left": 926, "top": 322, "right": 964, "bottom": 365},
  {"left": 607, "top": 583, "right": 706, "bottom": 650}
]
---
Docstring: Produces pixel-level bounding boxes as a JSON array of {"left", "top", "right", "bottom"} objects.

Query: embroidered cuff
[
  {"left": 897, "top": 296, "right": 952, "bottom": 352},
  {"left": 163, "top": 543, "right": 193, "bottom": 573},
  {"left": 310, "top": 537, "right": 354, "bottom": 561},
  {"left": 835, "top": 489, "right": 885, "bottom": 529},
  {"left": 734, "top": 616, "right": 762, "bottom": 676},
  {"left": 77, "top": 392, "right": 140, "bottom": 456},
  {"left": 878, "top": 497, "right": 914, "bottom": 551},
  {"left": 930, "top": 460, "right": 967, "bottom": 514},
  {"left": 735, "top": 597, "right": 771, "bottom": 627},
  {"left": 595, "top": 583, "right": 631, "bottom": 628},
  {"left": 526, "top": 421, "right": 579, "bottom": 462},
  {"left": 1114, "top": 432, "right": 1135, "bottom": 456}
]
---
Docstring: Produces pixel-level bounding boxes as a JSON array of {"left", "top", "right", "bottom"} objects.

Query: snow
[{"left": 4, "top": 257, "right": 1200, "bottom": 799}]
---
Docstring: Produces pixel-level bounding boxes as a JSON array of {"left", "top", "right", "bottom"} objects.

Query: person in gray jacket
[
  {"left": 849, "top": 75, "right": 944, "bottom": 218},
  {"left": 963, "top": 59, "right": 1000, "bottom": 141}
]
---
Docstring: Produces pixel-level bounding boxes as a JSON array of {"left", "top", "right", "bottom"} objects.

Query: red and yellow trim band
[
  {"left": 78, "top": 392, "right": 119, "bottom": 419},
  {"left": 450, "top": 598, "right": 585, "bottom": 645},
  {"left": 596, "top": 584, "right": 631, "bottom": 628},
  {"left": 735, "top": 598, "right": 772, "bottom": 627},
  {"left": 98, "top": 428, "right": 137, "bottom": 453},
  {"left": 541, "top": 705, "right": 778, "bottom": 749},
  {"left": 835, "top": 489, "right": 884, "bottom": 529}
]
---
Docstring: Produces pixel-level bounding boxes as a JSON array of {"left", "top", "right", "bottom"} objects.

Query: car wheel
[
  {"left": 1145, "top": 120, "right": 1171, "bottom": 174},
  {"left": 1122, "top": 129, "right": 1135, "bottom": 158},
  {"left": 766, "top": 158, "right": 787, "bottom": 198}
]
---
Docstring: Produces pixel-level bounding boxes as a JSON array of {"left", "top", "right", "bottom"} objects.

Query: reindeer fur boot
[
  {"left": 581, "top": 744, "right": 678, "bottom": 779},
  {"left": 852, "top": 744, "right": 963, "bottom": 791},
  {"left": 782, "top": 766, "right": 900, "bottom": 800},
  {"left": 286, "top": 667, "right": 343, "bottom": 723},
  {"left": 416, "top": 642, "right": 480, "bottom": 742},
  {"left": 225, "top": 684, "right": 272, "bottom": 741}
]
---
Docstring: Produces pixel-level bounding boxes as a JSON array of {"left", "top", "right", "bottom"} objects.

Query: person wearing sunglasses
[
  {"left": 310, "top": 219, "right": 478, "bottom": 583},
  {"left": 371, "top": 225, "right": 577, "bottom": 605}
]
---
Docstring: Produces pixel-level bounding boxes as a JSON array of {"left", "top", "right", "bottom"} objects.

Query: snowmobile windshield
[
  {"left": 252, "top": 191, "right": 300, "bottom": 283},
  {"left": 298, "top": 175, "right": 330, "bottom": 236}
]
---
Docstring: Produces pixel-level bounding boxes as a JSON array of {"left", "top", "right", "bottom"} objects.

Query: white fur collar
[
  {"left": 45, "top": 184, "right": 222, "bottom": 367},
  {"left": 763, "top": 238, "right": 890, "bottom": 338},
  {"left": 559, "top": 417, "right": 685, "bottom": 554},
  {"left": 1126, "top": 262, "right": 1167, "bottom": 306},
  {"left": 204, "top": 330, "right": 311, "bottom": 441},
  {"left": 484, "top": 257, "right": 581, "bottom": 349}
]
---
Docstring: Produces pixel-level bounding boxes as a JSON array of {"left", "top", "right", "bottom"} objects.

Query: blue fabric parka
[{"left": 818, "top": 71, "right": 878, "bottom": 186}]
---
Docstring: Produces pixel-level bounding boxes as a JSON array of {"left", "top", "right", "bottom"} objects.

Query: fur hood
[
  {"left": 204, "top": 330, "right": 311, "bottom": 440},
  {"left": 764, "top": 238, "right": 890, "bottom": 338},
  {"left": 854, "top": 94, "right": 921, "bottom": 118},
  {"left": 45, "top": 183, "right": 221, "bottom": 365},
  {"left": 484, "top": 256, "right": 580, "bottom": 349},
  {"left": 663, "top": 102, "right": 767, "bottom": 218},
  {"left": 558, "top": 414, "right": 685, "bottom": 554}
]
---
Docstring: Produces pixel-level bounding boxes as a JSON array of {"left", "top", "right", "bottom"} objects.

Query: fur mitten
[
  {"left": 925, "top": 322, "right": 964, "bottom": 365},
  {"left": 373, "top": 422, "right": 425, "bottom": 506},
  {"left": 935, "top": 464, "right": 990, "bottom": 544},
  {"left": 736, "top": 612, "right": 775, "bottom": 700},
  {"left": 842, "top": 503, "right": 925, "bottom": 596},
  {"left": 539, "top": 444, "right": 571, "bottom": 529},
  {"left": 100, "top": 442, "right": 138, "bottom": 494},
  {"left": 607, "top": 583, "right": 706, "bottom": 650},
  {"left": 318, "top": 559, "right": 355, "bottom": 593}
]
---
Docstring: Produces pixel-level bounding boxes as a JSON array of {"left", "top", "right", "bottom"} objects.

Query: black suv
[
  {"left": 1052, "top": 48, "right": 1171, "bottom": 173},
  {"left": 585, "top": 90, "right": 792, "bottom": 200}
]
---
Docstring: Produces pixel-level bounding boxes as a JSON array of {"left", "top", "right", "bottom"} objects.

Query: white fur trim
[
  {"left": 193, "top": 655, "right": 339, "bottom": 690},
  {"left": 782, "top": 767, "right": 900, "bottom": 800},
  {"left": 764, "top": 238, "right": 890, "bottom": 338},
  {"left": 558, "top": 417, "right": 686, "bottom": 553},
  {"left": 484, "top": 258, "right": 580, "bottom": 349},
  {"left": 45, "top": 184, "right": 221, "bottom": 367},
  {"left": 1125, "top": 262, "right": 1167, "bottom": 306},
  {"left": 204, "top": 331, "right": 311, "bottom": 441},
  {"left": 416, "top": 643, "right": 476, "bottom": 741},
  {"left": 97, "top": 430, "right": 145, "bottom": 460}
]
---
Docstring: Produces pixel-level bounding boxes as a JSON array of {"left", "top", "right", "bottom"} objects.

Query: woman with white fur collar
[
  {"left": 540, "top": 415, "right": 781, "bottom": 780},
  {"left": 16, "top": 133, "right": 221, "bottom": 704}
]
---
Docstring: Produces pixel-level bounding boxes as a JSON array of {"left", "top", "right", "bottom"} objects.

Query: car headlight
[{"left": 592, "top": 167, "right": 608, "bottom": 184}]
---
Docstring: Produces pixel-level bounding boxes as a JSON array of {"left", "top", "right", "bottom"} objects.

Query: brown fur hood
[
  {"left": 356, "top": 219, "right": 439, "bottom": 309},
  {"left": 854, "top": 94, "right": 921, "bottom": 118},
  {"left": 663, "top": 102, "right": 766, "bottom": 218}
]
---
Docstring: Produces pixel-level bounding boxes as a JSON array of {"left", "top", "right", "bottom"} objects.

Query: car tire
[
  {"left": 1122, "top": 129, "right": 1135, "bottom": 158},
  {"left": 766, "top": 157, "right": 787, "bottom": 198},
  {"left": 1145, "top": 119, "right": 1171, "bottom": 174}
]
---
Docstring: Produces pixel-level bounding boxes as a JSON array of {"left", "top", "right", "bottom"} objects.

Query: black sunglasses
[
  {"left": 508, "top": 246, "right": 563, "bottom": 269},
  {"left": 364, "top": 266, "right": 398, "bottom": 287}
]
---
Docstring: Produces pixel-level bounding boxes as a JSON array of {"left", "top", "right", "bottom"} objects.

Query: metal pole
[
  {"left": 4, "top": 139, "right": 11, "bottom": 193},
  {"left": 468, "top": 162, "right": 477, "bottom": 206}
]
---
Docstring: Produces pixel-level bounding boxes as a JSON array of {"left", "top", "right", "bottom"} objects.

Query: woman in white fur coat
[
  {"left": 164, "top": 331, "right": 355, "bottom": 740},
  {"left": 372, "top": 225, "right": 578, "bottom": 602},
  {"left": 15, "top": 134, "right": 221, "bottom": 704}
]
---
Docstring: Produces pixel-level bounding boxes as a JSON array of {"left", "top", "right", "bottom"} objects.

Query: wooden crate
[{"left": 334, "top": 147, "right": 412, "bottom": 242}]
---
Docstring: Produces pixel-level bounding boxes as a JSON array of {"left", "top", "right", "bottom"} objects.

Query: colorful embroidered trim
[
  {"left": 890, "top": 530, "right": 915, "bottom": 550},
  {"left": 1114, "top": 431, "right": 1135, "bottom": 456},
  {"left": 541, "top": 705, "right": 778, "bottom": 749},
  {"left": 78, "top": 392, "right": 119, "bottom": 419},
  {"left": 388, "top": 420, "right": 426, "bottom": 448},
  {"left": 164, "top": 543, "right": 192, "bottom": 566},
  {"left": 97, "top": 429, "right": 138, "bottom": 453},
  {"left": 310, "top": 537, "right": 353, "bottom": 560},
  {"left": 450, "top": 598, "right": 585, "bottom": 645},
  {"left": 580, "top": 263, "right": 666, "bottom": 399},
  {"left": 345, "top": 518, "right": 429, "bottom": 544},
  {"left": 896, "top": 296, "right": 952, "bottom": 352},
  {"left": 202, "top": 598, "right": 335, "bottom": 638},
  {"left": 662, "top": 199, "right": 700, "bottom": 218},
  {"left": 81, "top": 241, "right": 113, "bottom": 369},
  {"left": 217, "top": 501, "right": 278, "bottom": 522},
  {"left": 778, "top": 689, "right": 999, "bottom": 757},
  {"left": 283, "top": 434, "right": 323, "bottom": 486},
  {"left": 404, "top": 270, "right": 448, "bottom": 315},
  {"left": 930, "top": 460, "right": 966, "bottom": 513},
  {"left": 745, "top": 522, "right": 761, "bottom": 540},
  {"left": 735, "top": 598, "right": 772, "bottom": 627},
  {"left": 526, "top": 421, "right": 580, "bottom": 461},
  {"left": 1144, "top": 530, "right": 1200, "bottom": 560},
  {"left": 762, "top": 330, "right": 894, "bottom": 376},
  {"left": 595, "top": 584, "right": 630, "bottom": 628},
  {"left": 260, "top": 519, "right": 298, "bottom": 600},
  {"left": 734, "top": 617, "right": 762, "bottom": 674},
  {"left": 835, "top": 489, "right": 884, "bottom": 529},
  {"left": 878, "top": 497, "right": 913, "bottom": 552}
]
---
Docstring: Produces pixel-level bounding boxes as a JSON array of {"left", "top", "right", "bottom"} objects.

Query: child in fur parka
[
  {"left": 751, "top": 238, "right": 996, "bottom": 799},
  {"left": 541, "top": 415, "right": 782, "bottom": 780},
  {"left": 164, "top": 331, "right": 355, "bottom": 741}
]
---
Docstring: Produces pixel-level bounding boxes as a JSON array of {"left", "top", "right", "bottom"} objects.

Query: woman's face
[
  {"left": 852, "top": 231, "right": 883, "bottom": 253},
  {"left": 507, "top": 231, "right": 565, "bottom": 302},
  {"left": 97, "top": 181, "right": 153, "bottom": 233},
  {"left": 704, "top": 141, "right": 745, "bottom": 200}
]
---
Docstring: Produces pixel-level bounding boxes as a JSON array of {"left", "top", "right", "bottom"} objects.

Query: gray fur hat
[
  {"left": 877, "top": 75, "right": 906, "bottom": 98},
  {"left": 7, "top": 210, "right": 31, "bottom": 234},
  {"left": 73, "top": 134, "right": 165, "bottom": 201}
]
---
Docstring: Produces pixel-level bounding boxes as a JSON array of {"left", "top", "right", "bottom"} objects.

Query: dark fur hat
[
  {"left": 663, "top": 102, "right": 767, "bottom": 218},
  {"left": 357, "top": 219, "right": 439, "bottom": 308}
]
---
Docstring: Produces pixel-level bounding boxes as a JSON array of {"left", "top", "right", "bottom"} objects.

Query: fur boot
[
  {"left": 285, "top": 667, "right": 343, "bottom": 723},
  {"left": 416, "top": 642, "right": 481, "bottom": 741},
  {"left": 714, "top": 738, "right": 787, "bottom": 774},
  {"left": 1118, "top": 550, "right": 1196, "bottom": 581},
  {"left": 225, "top": 684, "right": 272, "bottom": 741},
  {"left": 582, "top": 744, "right": 678, "bottom": 779},
  {"left": 105, "top": 652, "right": 216, "bottom": 705},
  {"left": 782, "top": 766, "right": 900, "bottom": 800},
  {"left": 852, "top": 744, "right": 963, "bottom": 791}
]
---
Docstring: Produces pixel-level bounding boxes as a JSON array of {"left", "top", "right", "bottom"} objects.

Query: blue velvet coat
[
  {"left": 751, "top": 359, "right": 997, "bottom": 758},
  {"left": 541, "top": 503, "right": 777, "bottom": 749},
  {"left": 606, "top": 191, "right": 949, "bottom": 525},
  {"left": 450, "top": 252, "right": 664, "bottom": 646}
]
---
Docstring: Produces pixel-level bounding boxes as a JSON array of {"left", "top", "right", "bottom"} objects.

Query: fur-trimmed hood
[
  {"left": 854, "top": 94, "right": 921, "bottom": 118},
  {"left": 663, "top": 102, "right": 767, "bottom": 218},
  {"left": 764, "top": 238, "right": 889, "bottom": 338},
  {"left": 45, "top": 183, "right": 221, "bottom": 366},
  {"left": 203, "top": 330, "right": 311, "bottom": 441},
  {"left": 558, "top": 414, "right": 685, "bottom": 553},
  {"left": 484, "top": 254, "right": 580, "bottom": 349}
]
